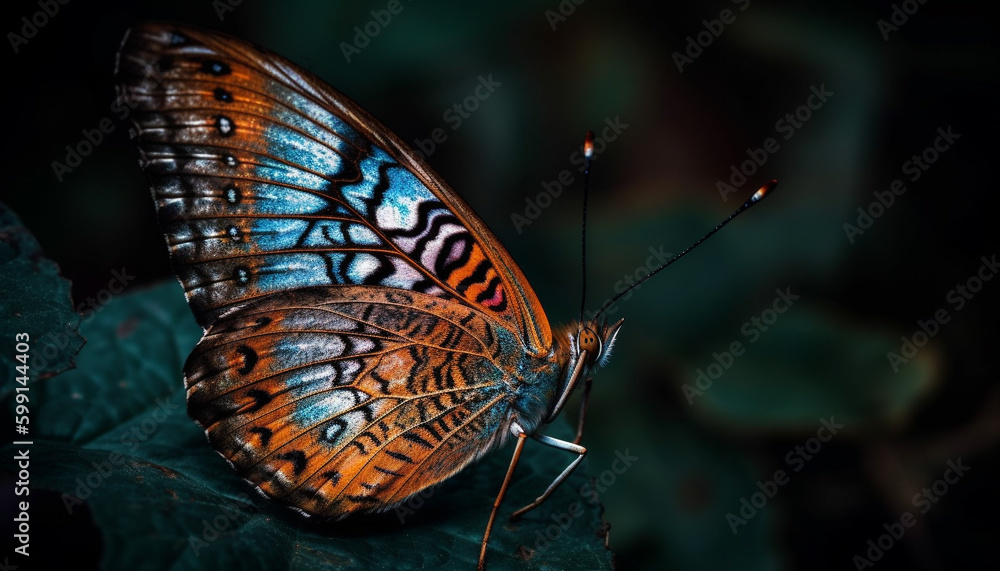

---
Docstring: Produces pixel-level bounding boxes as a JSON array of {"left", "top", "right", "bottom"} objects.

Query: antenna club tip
[
  {"left": 584, "top": 131, "right": 595, "bottom": 159},
  {"left": 751, "top": 179, "right": 778, "bottom": 203}
]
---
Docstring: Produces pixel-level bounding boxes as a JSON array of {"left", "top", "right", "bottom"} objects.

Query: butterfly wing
[
  {"left": 116, "top": 23, "right": 562, "bottom": 516},
  {"left": 115, "top": 22, "right": 551, "bottom": 353},
  {"left": 184, "top": 285, "right": 540, "bottom": 517}
]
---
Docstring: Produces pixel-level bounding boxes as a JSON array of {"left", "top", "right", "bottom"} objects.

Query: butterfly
[{"left": 115, "top": 22, "right": 774, "bottom": 569}]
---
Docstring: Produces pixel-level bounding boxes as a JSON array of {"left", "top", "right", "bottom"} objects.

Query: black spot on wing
[
  {"left": 244, "top": 389, "right": 272, "bottom": 413},
  {"left": 423, "top": 423, "right": 442, "bottom": 442},
  {"left": 236, "top": 345, "right": 258, "bottom": 374},
  {"left": 358, "top": 431, "right": 383, "bottom": 448},
  {"left": 375, "top": 465, "right": 404, "bottom": 477},
  {"left": 386, "top": 450, "right": 414, "bottom": 463},
  {"left": 200, "top": 59, "right": 232, "bottom": 76},
  {"left": 402, "top": 432, "right": 434, "bottom": 449},
  {"left": 213, "top": 87, "right": 233, "bottom": 102},
  {"left": 276, "top": 450, "right": 307, "bottom": 476},
  {"left": 249, "top": 426, "right": 272, "bottom": 448}
]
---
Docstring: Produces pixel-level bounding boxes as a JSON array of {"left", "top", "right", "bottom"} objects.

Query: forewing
[
  {"left": 115, "top": 23, "right": 551, "bottom": 353},
  {"left": 185, "top": 285, "right": 518, "bottom": 517}
]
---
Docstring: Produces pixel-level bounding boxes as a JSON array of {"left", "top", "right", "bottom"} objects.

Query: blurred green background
[{"left": 2, "top": 0, "right": 998, "bottom": 569}]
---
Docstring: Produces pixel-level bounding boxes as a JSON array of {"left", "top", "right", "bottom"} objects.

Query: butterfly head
[{"left": 576, "top": 318, "right": 625, "bottom": 369}]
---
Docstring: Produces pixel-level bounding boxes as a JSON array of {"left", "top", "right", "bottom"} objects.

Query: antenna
[
  {"left": 579, "top": 131, "right": 595, "bottom": 324},
  {"left": 593, "top": 179, "right": 778, "bottom": 321}
]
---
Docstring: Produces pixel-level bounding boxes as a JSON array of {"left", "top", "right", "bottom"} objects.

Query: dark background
[{"left": 2, "top": 0, "right": 998, "bottom": 569}]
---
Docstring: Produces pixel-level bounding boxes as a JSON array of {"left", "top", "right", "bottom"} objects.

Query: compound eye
[{"left": 579, "top": 327, "right": 601, "bottom": 357}]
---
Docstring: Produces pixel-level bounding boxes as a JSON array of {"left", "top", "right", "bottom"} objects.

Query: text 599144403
[{"left": 12, "top": 332, "right": 32, "bottom": 558}]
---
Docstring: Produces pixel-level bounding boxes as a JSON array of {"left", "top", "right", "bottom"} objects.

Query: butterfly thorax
[
  {"left": 524, "top": 319, "right": 624, "bottom": 427},
  {"left": 459, "top": 316, "right": 621, "bottom": 447},
  {"left": 505, "top": 347, "right": 564, "bottom": 436}
]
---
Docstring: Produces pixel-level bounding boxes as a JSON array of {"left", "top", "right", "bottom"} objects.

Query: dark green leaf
[
  {"left": 0, "top": 202, "right": 85, "bottom": 387},
  {"left": 2, "top": 281, "right": 613, "bottom": 570}
]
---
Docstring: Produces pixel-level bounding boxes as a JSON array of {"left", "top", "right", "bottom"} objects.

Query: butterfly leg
[
  {"left": 479, "top": 423, "right": 528, "bottom": 571},
  {"left": 509, "top": 434, "right": 587, "bottom": 521},
  {"left": 573, "top": 376, "right": 593, "bottom": 445}
]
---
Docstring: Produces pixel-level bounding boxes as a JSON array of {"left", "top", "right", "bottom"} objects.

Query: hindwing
[{"left": 185, "top": 286, "right": 522, "bottom": 517}]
